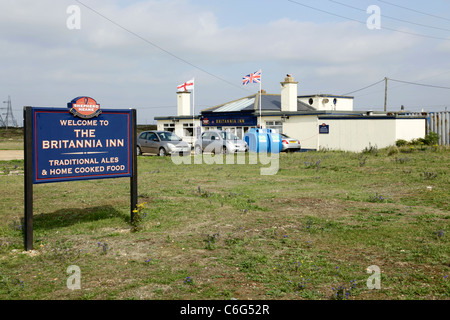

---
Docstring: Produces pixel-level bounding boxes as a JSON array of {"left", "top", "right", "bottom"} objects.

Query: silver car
[
  {"left": 194, "top": 130, "right": 248, "bottom": 154},
  {"left": 280, "top": 133, "right": 301, "bottom": 152},
  {"left": 137, "top": 130, "right": 191, "bottom": 156}
]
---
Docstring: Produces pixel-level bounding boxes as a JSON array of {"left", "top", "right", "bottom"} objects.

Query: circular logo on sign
[
  {"left": 68, "top": 97, "right": 102, "bottom": 119},
  {"left": 202, "top": 117, "right": 209, "bottom": 125}
]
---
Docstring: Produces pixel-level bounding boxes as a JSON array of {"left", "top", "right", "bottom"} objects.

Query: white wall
[
  {"left": 318, "top": 118, "right": 396, "bottom": 152},
  {"left": 317, "top": 118, "right": 425, "bottom": 152},
  {"left": 282, "top": 115, "right": 319, "bottom": 150},
  {"left": 395, "top": 118, "right": 426, "bottom": 142},
  {"left": 299, "top": 96, "right": 353, "bottom": 111}
]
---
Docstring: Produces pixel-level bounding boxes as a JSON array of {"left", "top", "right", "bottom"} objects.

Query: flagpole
[
  {"left": 259, "top": 69, "right": 262, "bottom": 128},
  {"left": 192, "top": 78, "right": 195, "bottom": 143}
]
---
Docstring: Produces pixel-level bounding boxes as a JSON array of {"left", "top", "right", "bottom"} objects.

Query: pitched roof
[{"left": 202, "top": 92, "right": 316, "bottom": 114}]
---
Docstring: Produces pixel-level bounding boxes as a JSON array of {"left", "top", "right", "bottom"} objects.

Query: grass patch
[{"left": 0, "top": 144, "right": 449, "bottom": 300}]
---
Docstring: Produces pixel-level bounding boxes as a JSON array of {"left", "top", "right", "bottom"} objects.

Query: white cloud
[{"left": 0, "top": 0, "right": 449, "bottom": 122}]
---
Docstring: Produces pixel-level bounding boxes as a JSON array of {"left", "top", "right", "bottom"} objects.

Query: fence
[
  {"left": 400, "top": 111, "right": 449, "bottom": 145},
  {"left": 427, "top": 111, "right": 449, "bottom": 146}
]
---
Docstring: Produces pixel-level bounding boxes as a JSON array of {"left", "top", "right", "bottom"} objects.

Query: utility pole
[{"left": 384, "top": 77, "right": 388, "bottom": 113}]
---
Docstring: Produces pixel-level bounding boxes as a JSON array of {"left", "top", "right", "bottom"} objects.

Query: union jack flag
[{"left": 242, "top": 70, "right": 261, "bottom": 86}]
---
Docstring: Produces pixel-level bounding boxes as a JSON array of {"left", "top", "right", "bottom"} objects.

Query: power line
[
  {"left": 389, "top": 78, "right": 450, "bottom": 90},
  {"left": 377, "top": 0, "right": 450, "bottom": 23},
  {"left": 341, "top": 76, "right": 450, "bottom": 100},
  {"left": 287, "top": 0, "right": 450, "bottom": 41},
  {"left": 328, "top": 0, "right": 450, "bottom": 32},
  {"left": 74, "top": 0, "right": 250, "bottom": 94},
  {"left": 341, "top": 79, "right": 385, "bottom": 95}
]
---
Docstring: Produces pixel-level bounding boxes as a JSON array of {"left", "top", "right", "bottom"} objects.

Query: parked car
[
  {"left": 280, "top": 133, "right": 301, "bottom": 152},
  {"left": 137, "top": 130, "right": 191, "bottom": 156},
  {"left": 194, "top": 130, "right": 248, "bottom": 154}
]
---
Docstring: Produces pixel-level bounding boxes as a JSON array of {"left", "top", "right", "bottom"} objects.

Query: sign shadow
[{"left": 33, "top": 206, "right": 128, "bottom": 231}]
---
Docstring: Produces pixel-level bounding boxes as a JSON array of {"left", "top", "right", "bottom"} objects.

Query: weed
[
  {"left": 368, "top": 193, "right": 386, "bottom": 203},
  {"left": 97, "top": 241, "right": 109, "bottom": 255},
  {"left": 304, "top": 160, "right": 321, "bottom": 170},
  {"left": 296, "top": 278, "right": 309, "bottom": 291},
  {"left": 0, "top": 274, "right": 24, "bottom": 296},
  {"left": 184, "top": 276, "right": 194, "bottom": 285},
  {"left": 204, "top": 233, "right": 220, "bottom": 250},
  {"left": 9, "top": 219, "right": 23, "bottom": 232},
  {"left": 422, "top": 172, "right": 438, "bottom": 180},
  {"left": 362, "top": 144, "right": 378, "bottom": 155},
  {"left": 387, "top": 146, "right": 399, "bottom": 156},
  {"left": 197, "top": 186, "right": 215, "bottom": 199},
  {"left": 131, "top": 202, "right": 148, "bottom": 232},
  {"left": 289, "top": 278, "right": 309, "bottom": 292},
  {"left": 434, "top": 230, "right": 444, "bottom": 240},
  {"left": 304, "top": 219, "right": 314, "bottom": 231},
  {"left": 331, "top": 280, "right": 357, "bottom": 300},
  {"left": 358, "top": 154, "right": 367, "bottom": 167},
  {"left": 394, "top": 156, "right": 410, "bottom": 164}
]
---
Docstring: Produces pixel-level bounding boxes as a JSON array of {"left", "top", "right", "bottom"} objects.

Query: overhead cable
[{"left": 287, "top": 0, "right": 450, "bottom": 41}]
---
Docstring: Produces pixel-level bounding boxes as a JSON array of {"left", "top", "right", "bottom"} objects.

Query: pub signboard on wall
[
  {"left": 201, "top": 113, "right": 256, "bottom": 127},
  {"left": 24, "top": 97, "right": 137, "bottom": 250},
  {"left": 319, "top": 123, "right": 329, "bottom": 134}
]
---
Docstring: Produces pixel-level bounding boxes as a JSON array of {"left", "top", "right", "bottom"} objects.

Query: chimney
[
  {"left": 280, "top": 74, "right": 298, "bottom": 112},
  {"left": 177, "top": 91, "right": 191, "bottom": 116}
]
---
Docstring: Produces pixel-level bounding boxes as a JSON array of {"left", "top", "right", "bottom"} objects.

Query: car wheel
[
  {"left": 159, "top": 148, "right": 167, "bottom": 157},
  {"left": 137, "top": 146, "right": 142, "bottom": 156},
  {"left": 221, "top": 146, "right": 227, "bottom": 154},
  {"left": 195, "top": 145, "right": 202, "bottom": 155}
]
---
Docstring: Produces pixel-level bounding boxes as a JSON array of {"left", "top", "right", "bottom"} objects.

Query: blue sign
[
  {"left": 319, "top": 123, "right": 329, "bottom": 134},
  {"left": 32, "top": 107, "right": 133, "bottom": 184},
  {"left": 201, "top": 113, "right": 256, "bottom": 127}
]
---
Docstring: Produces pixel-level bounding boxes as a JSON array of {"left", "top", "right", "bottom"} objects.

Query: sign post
[
  {"left": 24, "top": 107, "right": 34, "bottom": 251},
  {"left": 130, "top": 109, "right": 137, "bottom": 224},
  {"left": 23, "top": 98, "right": 137, "bottom": 251}
]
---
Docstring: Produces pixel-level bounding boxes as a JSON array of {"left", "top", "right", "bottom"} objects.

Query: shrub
[
  {"left": 397, "top": 133, "right": 439, "bottom": 148},
  {"left": 362, "top": 144, "right": 378, "bottom": 155},
  {"left": 422, "top": 132, "right": 439, "bottom": 146},
  {"left": 387, "top": 146, "right": 399, "bottom": 156}
]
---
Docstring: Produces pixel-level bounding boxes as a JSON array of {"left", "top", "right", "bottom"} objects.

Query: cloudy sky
[{"left": 2, "top": 0, "right": 450, "bottom": 124}]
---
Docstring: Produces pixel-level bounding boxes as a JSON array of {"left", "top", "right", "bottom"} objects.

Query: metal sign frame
[{"left": 23, "top": 106, "right": 137, "bottom": 251}]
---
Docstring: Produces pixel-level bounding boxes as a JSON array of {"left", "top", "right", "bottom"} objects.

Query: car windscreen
[
  {"left": 221, "top": 132, "right": 239, "bottom": 140},
  {"left": 157, "top": 132, "right": 182, "bottom": 141}
]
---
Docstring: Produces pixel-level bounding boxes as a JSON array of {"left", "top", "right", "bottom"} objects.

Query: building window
[
  {"left": 163, "top": 123, "right": 175, "bottom": 132},
  {"left": 266, "top": 121, "right": 283, "bottom": 133},
  {"left": 183, "top": 122, "right": 194, "bottom": 137}
]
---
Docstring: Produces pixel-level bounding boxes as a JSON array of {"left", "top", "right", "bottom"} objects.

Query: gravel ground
[{"left": 0, "top": 150, "right": 24, "bottom": 160}]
